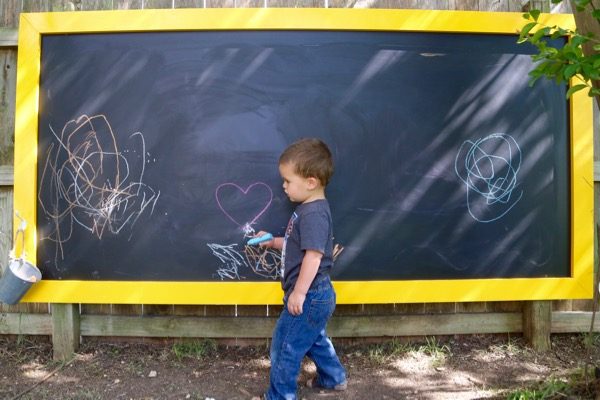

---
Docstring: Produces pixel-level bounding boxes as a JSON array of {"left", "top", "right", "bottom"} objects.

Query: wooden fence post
[
  {"left": 523, "top": 300, "right": 551, "bottom": 351},
  {"left": 51, "top": 303, "right": 80, "bottom": 361}
]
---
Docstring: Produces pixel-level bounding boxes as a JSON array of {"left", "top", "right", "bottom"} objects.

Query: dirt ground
[{"left": 1, "top": 333, "right": 599, "bottom": 400}]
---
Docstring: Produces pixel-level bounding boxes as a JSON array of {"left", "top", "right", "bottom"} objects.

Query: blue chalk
[{"left": 247, "top": 233, "right": 273, "bottom": 246}]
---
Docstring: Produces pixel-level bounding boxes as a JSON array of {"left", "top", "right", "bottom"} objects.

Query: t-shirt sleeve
[{"left": 299, "top": 211, "right": 330, "bottom": 254}]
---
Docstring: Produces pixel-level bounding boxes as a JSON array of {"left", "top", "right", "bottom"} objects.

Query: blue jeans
[{"left": 266, "top": 277, "right": 346, "bottom": 400}]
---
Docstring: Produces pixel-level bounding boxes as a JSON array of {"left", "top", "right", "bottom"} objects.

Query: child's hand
[
  {"left": 254, "top": 231, "right": 275, "bottom": 248},
  {"left": 287, "top": 289, "right": 306, "bottom": 316}
]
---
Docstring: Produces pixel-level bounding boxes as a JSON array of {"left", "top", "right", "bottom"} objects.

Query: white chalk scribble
[{"left": 455, "top": 133, "right": 523, "bottom": 223}]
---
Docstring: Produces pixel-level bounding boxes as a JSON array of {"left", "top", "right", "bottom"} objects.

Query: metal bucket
[
  {"left": 0, "top": 258, "right": 41, "bottom": 305},
  {"left": 0, "top": 216, "right": 42, "bottom": 305}
]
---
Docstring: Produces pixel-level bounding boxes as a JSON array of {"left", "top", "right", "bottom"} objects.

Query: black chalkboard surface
[{"left": 36, "top": 30, "right": 569, "bottom": 282}]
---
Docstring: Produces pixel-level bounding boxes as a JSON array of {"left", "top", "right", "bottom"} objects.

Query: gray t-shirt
[{"left": 281, "top": 199, "right": 334, "bottom": 294}]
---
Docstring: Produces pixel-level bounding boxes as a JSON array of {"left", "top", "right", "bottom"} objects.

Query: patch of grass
[
  {"left": 489, "top": 335, "right": 524, "bottom": 357},
  {"left": 581, "top": 332, "right": 600, "bottom": 349},
  {"left": 106, "top": 344, "right": 122, "bottom": 357},
  {"left": 505, "top": 368, "right": 596, "bottom": 400},
  {"left": 366, "top": 339, "right": 413, "bottom": 364},
  {"left": 418, "top": 337, "right": 452, "bottom": 367},
  {"left": 506, "top": 378, "right": 570, "bottom": 400},
  {"left": 0, "top": 337, "right": 49, "bottom": 364},
  {"left": 172, "top": 339, "right": 217, "bottom": 361},
  {"left": 504, "top": 334, "right": 524, "bottom": 355},
  {"left": 366, "top": 337, "right": 452, "bottom": 366}
]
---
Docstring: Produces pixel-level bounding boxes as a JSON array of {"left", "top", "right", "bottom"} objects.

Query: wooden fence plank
[
  {"left": 81, "top": 314, "right": 276, "bottom": 337},
  {"left": 553, "top": 299, "right": 573, "bottom": 312},
  {"left": 486, "top": 301, "right": 523, "bottom": 313},
  {"left": 552, "top": 311, "right": 600, "bottom": 332},
  {"left": 594, "top": 161, "right": 600, "bottom": 182},
  {"left": 328, "top": 0, "right": 435, "bottom": 7},
  {"left": 173, "top": 304, "right": 207, "bottom": 316},
  {"left": 114, "top": 0, "right": 145, "bottom": 8},
  {"left": 3, "top": 311, "right": 600, "bottom": 338},
  {"left": 424, "top": 302, "right": 457, "bottom": 314},
  {"left": 21, "top": 0, "right": 51, "bottom": 12},
  {"left": 79, "top": 312, "right": 523, "bottom": 338},
  {"left": 0, "top": 30, "right": 17, "bottom": 47},
  {"left": 144, "top": 0, "right": 176, "bottom": 8},
  {"left": 523, "top": 300, "right": 551, "bottom": 351},
  {"left": 0, "top": 49, "right": 16, "bottom": 166},
  {"left": 572, "top": 299, "right": 596, "bottom": 312},
  {"left": 329, "top": 313, "right": 522, "bottom": 336},
  {"left": 52, "top": 304, "right": 81, "bottom": 360},
  {"left": 206, "top": 305, "right": 236, "bottom": 316},
  {"left": 81, "top": 304, "right": 113, "bottom": 314},
  {"left": 48, "top": 0, "right": 78, "bottom": 11},
  {"left": 394, "top": 303, "right": 426, "bottom": 314},
  {"left": 507, "top": 0, "right": 525, "bottom": 12},
  {"left": 0, "top": 187, "right": 13, "bottom": 278},
  {"left": 326, "top": 0, "right": 354, "bottom": 6},
  {"left": 1, "top": 1, "right": 22, "bottom": 29},
  {"left": 112, "top": 304, "right": 143, "bottom": 315},
  {"left": 449, "top": 0, "right": 479, "bottom": 10},
  {"left": 206, "top": 0, "right": 263, "bottom": 6},
  {"left": 479, "top": 0, "right": 509, "bottom": 12},
  {"left": 267, "top": 0, "right": 323, "bottom": 6},
  {"left": 0, "top": 312, "right": 52, "bottom": 334},
  {"left": 0, "top": 166, "right": 13, "bottom": 185},
  {"left": 81, "top": 0, "right": 114, "bottom": 10},
  {"left": 456, "top": 302, "right": 488, "bottom": 313},
  {"left": 362, "top": 304, "right": 396, "bottom": 315},
  {"left": 174, "top": 0, "right": 205, "bottom": 6},
  {"left": 236, "top": 305, "right": 268, "bottom": 317},
  {"left": 143, "top": 304, "right": 175, "bottom": 316},
  {"left": 335, "top": 304, "right": 366, "bottom": 316}
]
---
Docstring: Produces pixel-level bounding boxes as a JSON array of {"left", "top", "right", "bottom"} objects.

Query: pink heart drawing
[{"left": 215, "top": 182, "right": 273, "bottom": 228}]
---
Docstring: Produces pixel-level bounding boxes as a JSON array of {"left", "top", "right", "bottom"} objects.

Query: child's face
[{"left": 279, "top": 162, "right": 315, "bottom": 203}]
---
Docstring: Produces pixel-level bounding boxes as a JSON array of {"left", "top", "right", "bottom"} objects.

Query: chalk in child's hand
[{"left": 247, "top": 233, "right": 273, "bottom": 246}]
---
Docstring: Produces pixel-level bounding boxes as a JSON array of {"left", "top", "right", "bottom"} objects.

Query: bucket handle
[{"left": 9, "top": 211, "right": 27, "bottom": 262}]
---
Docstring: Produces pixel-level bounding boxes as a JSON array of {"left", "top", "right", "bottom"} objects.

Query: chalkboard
[{"left": 35, "top": 29, "right": 570, "bottom": 283}]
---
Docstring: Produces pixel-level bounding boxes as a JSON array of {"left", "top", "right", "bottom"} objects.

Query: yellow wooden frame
[{"left": 14, "top": 9, "right": 593, "bottom": 304}]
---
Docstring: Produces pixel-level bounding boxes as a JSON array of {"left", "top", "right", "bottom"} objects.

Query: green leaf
[
  {"left": 574, "top": 0, "right": 591, "bottom": 8},
  {"left": 564, "top": 64, "right": 579, "bottom": 79},
  {"left": 592, "top": 10, "right": 600, "bottom": 19},
  {"left": 594, "top": 44, "right": 600, "bottom": 51},
  {"left": 518, "top": 22, "right": 538, "bottom": 43},
  {"left": 529, "top": 9, "right": 541, "bottom": 22},
  {"left": 530, "top": 27, "right": 549, "bottom": 43},
  {"left": 571, "top": 35, "right": 589, "bottom": 47},
  {"left": 566, "top": 84, "right": 588, "bottom": 98},
  {"left": 582, "top": 64, "right": 599, "bottom": 80},
  {"left": 563, "top": 49, "right": 579, "bottom": 61}
]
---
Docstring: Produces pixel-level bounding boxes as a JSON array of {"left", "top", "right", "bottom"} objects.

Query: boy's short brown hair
[{"left": 279, "top": 138, "right": 334, "bottom": 187}]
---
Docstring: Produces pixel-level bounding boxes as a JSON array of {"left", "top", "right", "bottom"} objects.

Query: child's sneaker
[{"left": 306, "top": 377, "right": 347, "bottom": 391}]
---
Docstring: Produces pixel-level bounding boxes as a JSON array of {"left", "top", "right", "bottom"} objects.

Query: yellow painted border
[{"left": 13, "top": 9, "right": 592, "bottom": 305}]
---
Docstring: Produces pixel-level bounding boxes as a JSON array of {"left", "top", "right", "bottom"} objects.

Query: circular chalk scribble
[{"left": 455, "top": 133, "right": 523, "bottom": 223}]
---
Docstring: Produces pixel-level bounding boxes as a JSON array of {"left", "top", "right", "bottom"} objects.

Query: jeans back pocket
[{"left": 307, "top": 293, "right": 335, "bottom": 329}]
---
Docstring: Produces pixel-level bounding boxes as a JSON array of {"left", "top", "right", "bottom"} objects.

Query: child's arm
[
  {"left": 254, "top": 231, "right": 284, "bottom": 250},
  {"left": 287, "top": 249, "right": 322, "bottom": 316}
]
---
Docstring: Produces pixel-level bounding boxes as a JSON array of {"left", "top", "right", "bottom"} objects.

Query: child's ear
[{"left": 307, "top": 177, "right": 319, "bottom": 189}]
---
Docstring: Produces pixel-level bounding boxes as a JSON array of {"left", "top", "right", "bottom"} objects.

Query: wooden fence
[{"left": 1, "top": 0, "right": 599, "bottom": 360}]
